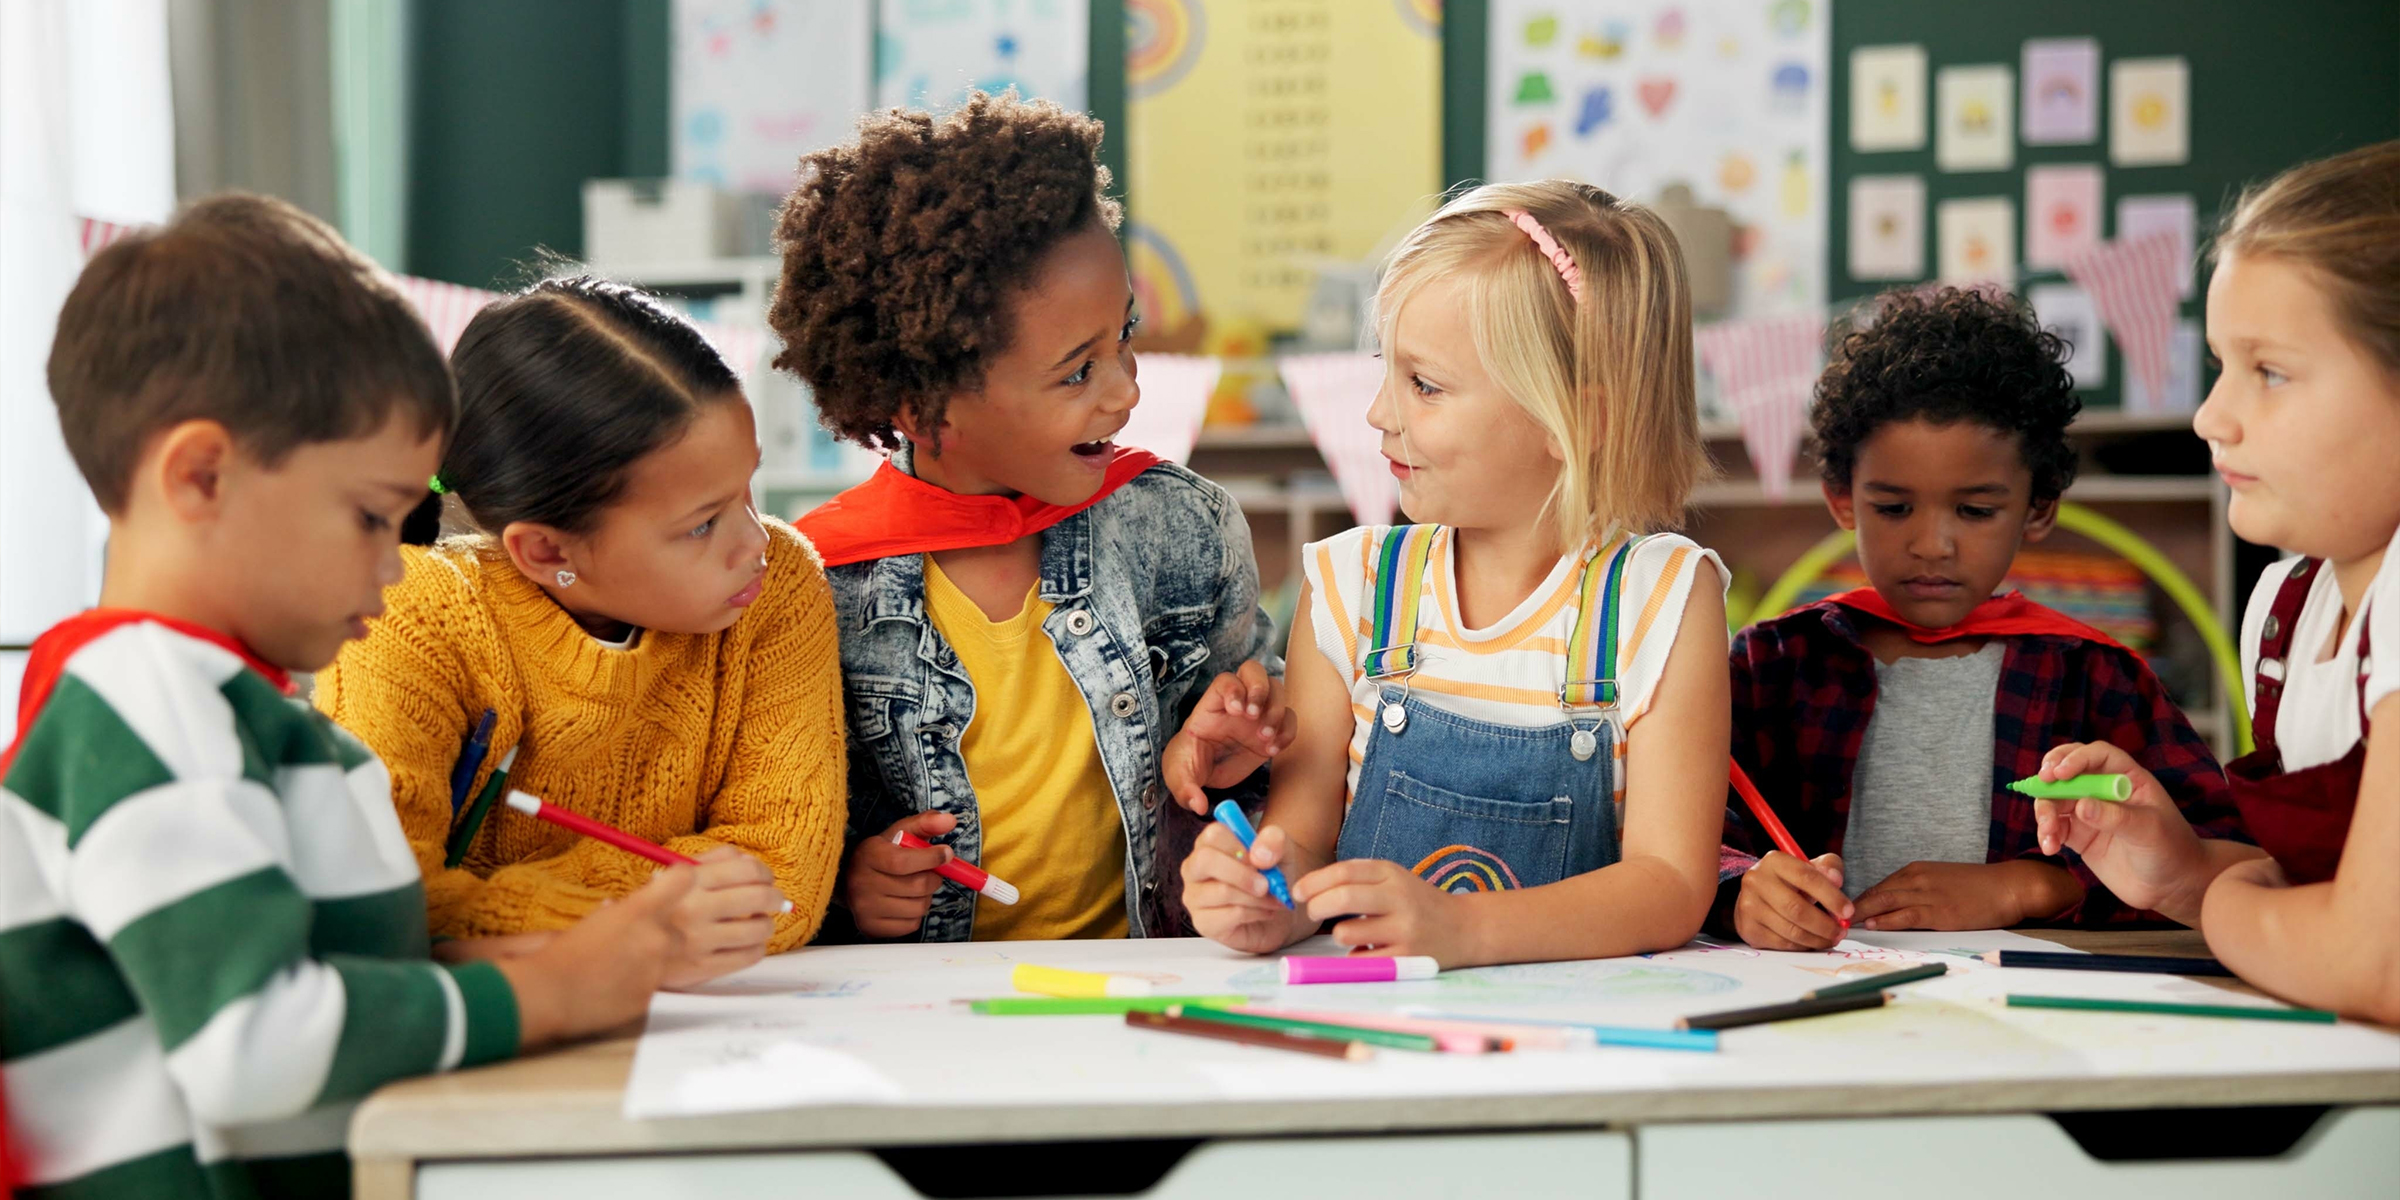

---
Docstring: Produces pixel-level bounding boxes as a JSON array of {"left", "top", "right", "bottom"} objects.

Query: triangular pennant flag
[
  {"left": 1119, "top": 353, "right": 1221, "bottom": 464},
  {"left": 2064, "top": 231, "right": 2181, "bottom": 406},
  {"left": 1279, "top": 351, "right": 1398, "bottom": 526},
  {"left": 1695, "top": 314, "right": 1825, "bottom": 499}
]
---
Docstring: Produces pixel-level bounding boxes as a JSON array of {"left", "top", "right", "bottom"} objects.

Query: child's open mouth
[{"left": 1070, "top": 438, "right": 1114, "bottom": 462}]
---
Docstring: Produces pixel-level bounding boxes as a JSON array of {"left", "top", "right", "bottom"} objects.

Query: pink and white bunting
[
  {"left": 2063, "top": 231, "right": 2181, "bottom": 408},
  {"left": 1118, "top": 353, "right": 1220, "bottom": 465},
  {"left": 1694, "top": 314, "right": 1826, "bottom": 499},
  {"left": 1279, "top": 351, "right": 1397, "bottom": 527}
]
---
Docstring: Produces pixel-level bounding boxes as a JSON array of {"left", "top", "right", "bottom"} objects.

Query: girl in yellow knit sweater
[{"left": 316, "top": 276, "right": 847, "bottom": 986}]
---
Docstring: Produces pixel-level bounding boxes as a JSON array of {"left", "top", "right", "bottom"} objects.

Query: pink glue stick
[{"left": 1281, "top": 955, "right": 1440, "bottom": 985}]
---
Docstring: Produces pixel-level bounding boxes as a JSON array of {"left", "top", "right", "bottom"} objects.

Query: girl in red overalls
[{"left": 2039, "top": 140, "right": 2400, "bottom": 1025}]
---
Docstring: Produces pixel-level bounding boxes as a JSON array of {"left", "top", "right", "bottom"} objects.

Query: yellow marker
[{"left": 1011, "top": 963, "right": 1153, "bottom": 999}]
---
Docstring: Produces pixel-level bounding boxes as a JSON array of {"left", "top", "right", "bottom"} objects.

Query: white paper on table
[
  {"left": 2025, "top": 164, "right": 2104, "bottom": 271},
  {"left": 2117, "top": 194, "right": 2199, "bottom": 298},
  {"left": 620, "top": 934, "right": 2399, "bottom": 1120},
  {"left": 1937, "top": 196, "right": 2015, "bottom": 284},
  {"left": 2123, "top": 319, "right": 2204, "bottom": 415},
  {"left": 1848, "top": 175, "right": 1925, "bottom": 280},
  {"left": 2110, "top": 57, "right": 2190, "bottom": 167},
  {"left": 1935, "top": 64, "right": 2013, "bottom": 172},
  {"left": 2030, "top": 283, "right": 2108, "bottom": 390},
  {"left": 1850, "top": 45, "right": 1927, "bottom": 152},
  {"left": 2020, "top": 37, "right": 2099, "bottom": 145}
]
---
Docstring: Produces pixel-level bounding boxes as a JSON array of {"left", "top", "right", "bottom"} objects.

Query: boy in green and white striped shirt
[{"left": 1, "top": 194, "right": 696, "bottom": 1199}]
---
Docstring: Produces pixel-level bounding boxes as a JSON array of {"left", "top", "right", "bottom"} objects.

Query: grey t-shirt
[{"left": 1841, "top": 642, "right": 2006, "bottom": 898}]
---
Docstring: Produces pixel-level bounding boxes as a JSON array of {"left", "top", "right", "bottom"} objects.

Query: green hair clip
[{"left": 428, "top": 474, "right": 449, "bottom": 495}]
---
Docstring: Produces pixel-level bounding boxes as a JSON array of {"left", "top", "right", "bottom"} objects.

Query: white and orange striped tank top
[{"left": 1302, "top": 525, "right": 1727, "bottom": 804}]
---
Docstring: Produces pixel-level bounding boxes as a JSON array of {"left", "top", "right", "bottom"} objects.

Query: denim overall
[{"left": 1331, "top": 527, "right": 1641, "bottom": 891}]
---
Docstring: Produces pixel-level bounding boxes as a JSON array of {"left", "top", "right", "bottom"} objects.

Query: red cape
[
  {"left": 1823, "top": 588, "right": 2129, "bottom": 653},
  {"left": 2, "top": 610, "right": 292, "bottom": 781},
  {"left": 796, "top": 447, "right": 1163, "bottom": 568}
]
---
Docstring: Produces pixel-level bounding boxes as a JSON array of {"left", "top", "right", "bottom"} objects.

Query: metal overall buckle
[
  {"left": 1366, "top": 642, "right": 1422, "bottom": 735},
  {"left": 1559, "top": 678, "right": 1621, "bottom": 762}
]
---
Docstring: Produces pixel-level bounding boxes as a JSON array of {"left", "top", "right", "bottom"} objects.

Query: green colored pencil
[
  {"left": 1166, "top": 1005, "right": 1443, "bottom": 1052},
  {"left": 444, "top": 745, "right": 517, "bottom": 868},
  {"left": 969, "top": 995, "right": 1248, "bottom": 1016},
  {"left": 1805, "top": 961, "right": 1948, "bottom": 1000},
  {"left": 2007, "top": 994, "right": 2337, "bottom": 1023}
]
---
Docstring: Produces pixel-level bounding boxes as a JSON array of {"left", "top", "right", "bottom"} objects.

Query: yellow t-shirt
[{"left": 923, "top": 559, "right": 1129, "bottom": 940}]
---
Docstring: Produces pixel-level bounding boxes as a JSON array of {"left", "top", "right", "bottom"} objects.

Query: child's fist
[
  {"left": 1734, "top": 851, "right": 1851, "bottom": 950},
  {"left": 1181, "top": 821, "right": 1310, "bottom": 954},
  {"left": 843, "top": 811, "right": 958, "bottom": 938}
]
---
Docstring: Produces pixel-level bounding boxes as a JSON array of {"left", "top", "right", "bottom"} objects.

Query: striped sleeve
[
  {"left": 1302, "top": 525, "right": 1381, "bottom": 687},
  {"left": 1618, "top": 534, "right": 1728, "bottom": 726},
  {"left": 42, "top": 633, "right": 517, "bottom": 1125}
]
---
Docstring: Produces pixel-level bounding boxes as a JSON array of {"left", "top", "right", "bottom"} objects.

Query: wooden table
[{"left": 351, "top": 931, "right": 2400, "bottom": 1200}]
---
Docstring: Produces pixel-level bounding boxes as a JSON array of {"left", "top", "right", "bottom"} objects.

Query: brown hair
[
  {"left": 1375, "top": 180, "right": 1708, "bottom": 544},
  {"left": 47, "top": 192, "right": 455, "bottom": 513},
  {"left": 768, "top": 91, "right": 1123, "bottom": 451},
  {"left": 2213, "top": 139, "right": 2400, "bottom": 376}
]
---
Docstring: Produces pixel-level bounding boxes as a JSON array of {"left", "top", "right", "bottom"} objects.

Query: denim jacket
[{"left": 819, "top": 447, "right": 1281, "bottom": 942}]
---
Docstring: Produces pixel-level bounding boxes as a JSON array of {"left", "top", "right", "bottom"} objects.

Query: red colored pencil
[
  {"left": 505, "top": 791, "right": 792, "bottom": 913},
  {"left": 1730, "top": 759, "right": 1805, "bottom": 860}
]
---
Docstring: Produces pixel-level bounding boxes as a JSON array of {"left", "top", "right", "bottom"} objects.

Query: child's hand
[
  {"left": 1734, "top": 852, "right": 1851, "bottom": 950},
  {"left": 1852, "top": 859, "right": 2081, "bottom": 931},
  {"left": 497, "top": 865, "right": 695, "bottom": 1049},
  {"left": 2031, "top": 742, "right": 2207, "bottom": 917},
  {"left": 1161, "top": 662, "right": 1296, "bottom": 813},
  {"left": 843, "top": 811, "right": 957, "bottom": 939},
  {"left": 1181, "top": 821, "right": 1313, "bottom": 954},
  {"left": 661, "top": 846, "right": 782, "bottom": 988},
  {"left": 1292, "top": 860, "right": 1473, "bottom": 967}
]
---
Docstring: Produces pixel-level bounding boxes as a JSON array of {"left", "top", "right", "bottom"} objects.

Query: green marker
[
  {"left": 2007, "top": 995, "right": 2337, "bottom": 1024},
  {"left": 2006, "top": 773, "right": 2132, "bottom": 802},
  {"left": 968, "top": 995, "right": 1248, "bottom": 1016},
  {"left": 1165, "top": 1006, "right": 1443, "bottom": 1052}
]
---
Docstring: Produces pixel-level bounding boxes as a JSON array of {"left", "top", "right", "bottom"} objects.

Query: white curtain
[{"left": 0, "top": 0, "right": 176, "bottom": 737}]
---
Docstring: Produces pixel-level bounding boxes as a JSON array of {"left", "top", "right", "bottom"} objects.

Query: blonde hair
[
  {"left": 2213, "top": 139, "right": 2400, "bottom": 377},
  {"left": 1373, "top": 180, "right": 1707, "bottom": 547}
]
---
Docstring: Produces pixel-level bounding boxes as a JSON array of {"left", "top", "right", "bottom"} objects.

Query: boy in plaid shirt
[{"left": 1720, "top": 288, "right": 2241, "bottom": 949}]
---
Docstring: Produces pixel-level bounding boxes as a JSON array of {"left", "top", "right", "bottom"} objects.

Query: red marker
[
  {"left": 894, "top": 829, "right": 1020, "bottom": 905},
  {"left": 1730, "top": 759, "right": 1845, "bottom": 929},
  {"left": 504, "top": 791, "right": 792, "bottom": 913}
]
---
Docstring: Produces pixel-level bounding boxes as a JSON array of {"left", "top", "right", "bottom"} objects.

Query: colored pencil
[
  {"left": 1805, "top": 962, "right": 1948, "bottom": 1000},
  {"left": 444, "top": 744, "right": 517, "bottom": 868},
  {"left": 1126, "top": 1010, "right": 1370, "bottom": 1060},
  {"left": 1230, "top": 1006, "right": 1511, "bottom": 1053},
  {"left": 1678, "top": 989, "right": 1887, "bottom": 1031},
  {"left": 2005, "top": 995, "right": 2336, "bottom": 1023},
  {"left": 1729, "top": 759, "right": 1805, "bottom": 861},
  {"left": 446, "top": 708, "right": 496, "bottom": 817},
  {"left": 1403, "top": 1010, "right": 1720, "bottom": 1053},
  {"left": 1164, "top": 1005, "right": 1442, "bottom": 1053},
  {"left": 968, "top": 996, "right": 1248, "bottom": 1016},
  {"left": 1983, "top": 951, "right": 2234, "bottom": 977},
  {"left": 502, "top": 790, "right": 793, "bottom": 913}
]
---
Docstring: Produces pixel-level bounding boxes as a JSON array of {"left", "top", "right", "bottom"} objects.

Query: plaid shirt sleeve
[{"left": 1709, "top": 624, "right": 1784, "bottom": 936}]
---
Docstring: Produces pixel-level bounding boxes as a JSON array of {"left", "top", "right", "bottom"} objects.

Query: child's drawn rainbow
[
  {"left": 1126, "top": 0, "right": 1205, "bottom": 99},
  {"left": 1413, "top": 845, "right": 1523, "bottom": 892}
]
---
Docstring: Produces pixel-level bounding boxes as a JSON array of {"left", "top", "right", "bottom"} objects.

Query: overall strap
[
  {"left": 2250, "top": 557, "right": 2321, "bottom": 749},
  {"left": 1361, "top": 524, "right": 1441, "bottom": 680},
  {"left": 1562, "top": 535, "right": 1645, "bottom": 711}
]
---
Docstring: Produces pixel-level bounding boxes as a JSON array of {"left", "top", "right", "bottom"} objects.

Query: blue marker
[
  {"left": 1405, "top": 1009, "right": 1719, "bottom": 1053},
  {"left": 1212, "top": 800, "right": 1293, "bottom": 909}
]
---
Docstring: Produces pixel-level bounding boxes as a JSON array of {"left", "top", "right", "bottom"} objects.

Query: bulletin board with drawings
[{"left": 1827, "top": 0, "right": 2400, "bottom": 416}]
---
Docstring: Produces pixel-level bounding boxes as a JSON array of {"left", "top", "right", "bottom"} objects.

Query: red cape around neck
[
  {"left": 1823, "top": 588, "right": 2129, "bottom": 653},
  {"left": 796, "top": 447, "right": 1163, "bottom": 568},
  {"left": 2, "top": 609, "right": 292, "bottom": 780}
]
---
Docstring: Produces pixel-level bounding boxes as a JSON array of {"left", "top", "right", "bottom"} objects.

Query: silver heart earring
[{"left": 555, "top": 570, "right": 577, "bottom": 588}]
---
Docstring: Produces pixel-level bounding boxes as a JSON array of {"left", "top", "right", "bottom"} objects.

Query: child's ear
[
  {"left": 499, "top": 522, "right": 578, "bottom": 587},
  {"left": 889, "top": 401, "right": 946, "bottom": 455},
  {"left": 154, "top": 419, "right": 234, "bottom": 522},
  {"left": 1822, "top": 479, "right": 1859, "bottom": 531},
  {"left": 2023, "top": 496, "right": 2060, "bottom": 543}
]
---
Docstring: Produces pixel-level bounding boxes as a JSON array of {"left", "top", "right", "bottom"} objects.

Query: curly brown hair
[
  {"left": 768, "top": 92, "right": 1123, "bottom": 450},
  {"left": 1811, "top": 286, "right": 2082, "bottom": 501}
]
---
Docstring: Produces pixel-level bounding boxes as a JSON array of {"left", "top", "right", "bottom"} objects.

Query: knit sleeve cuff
[{"left": 443, "top": 959, "right": 522, "bottom": 1068}]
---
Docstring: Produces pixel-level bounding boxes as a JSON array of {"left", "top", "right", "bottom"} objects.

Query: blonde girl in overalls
[{"left": 1181, "top": 180, "right": 1732, "bottom": 966}]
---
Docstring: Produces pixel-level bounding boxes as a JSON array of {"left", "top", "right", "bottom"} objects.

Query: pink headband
[{"left": 1506, "top": 209, "right": 1583, "bottom": 304}]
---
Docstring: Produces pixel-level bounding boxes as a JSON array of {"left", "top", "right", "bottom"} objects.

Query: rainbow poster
[{"left": 1127, "top": 0, "right": 1441, "bottom": 341}]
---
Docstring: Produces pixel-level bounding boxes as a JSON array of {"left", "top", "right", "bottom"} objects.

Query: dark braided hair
[
  {"left": 1811, "top": 287, "right": 2082, "bottom": 501},
  {"left": 401, "top": 275, "right": 738, "bottom": 544},
  {"left": 768, "top": 91, "right": 1123, "bottom": 451}
]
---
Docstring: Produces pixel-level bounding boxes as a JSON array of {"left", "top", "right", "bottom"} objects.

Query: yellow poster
[{"left": 1126, "top": 0, "right": 1441, "bottom": 343}]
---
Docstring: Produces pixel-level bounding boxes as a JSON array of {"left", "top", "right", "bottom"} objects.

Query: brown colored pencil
[{"left": 1125, "top": 1010, "right": 1373, "bottom": 1060}]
